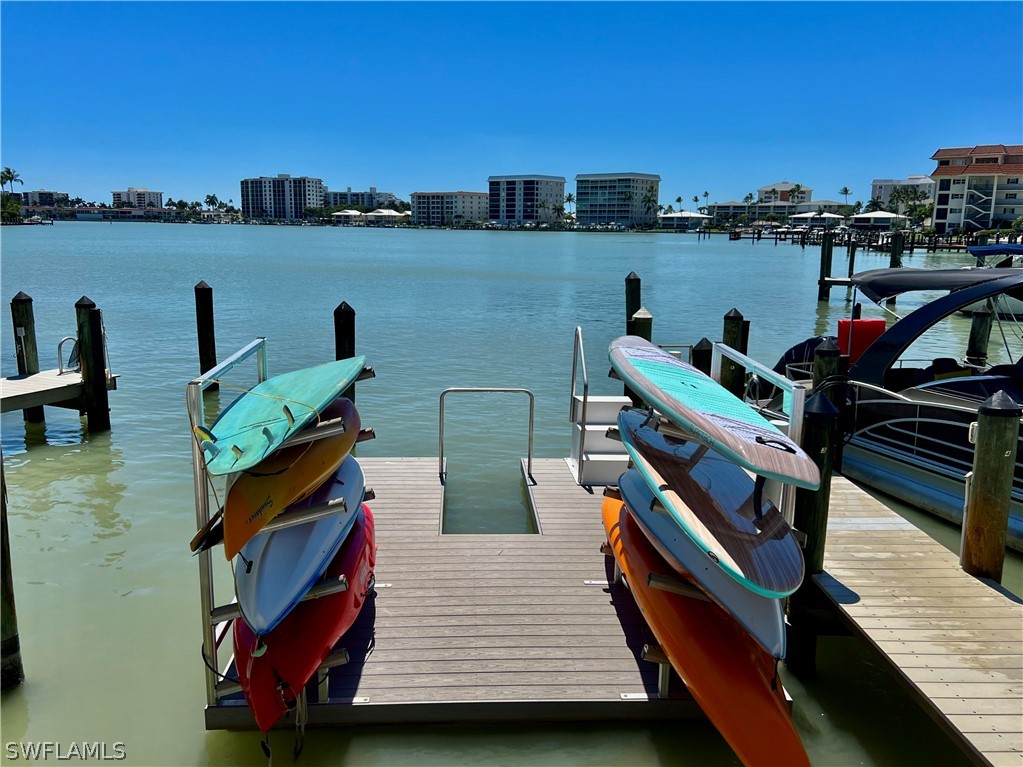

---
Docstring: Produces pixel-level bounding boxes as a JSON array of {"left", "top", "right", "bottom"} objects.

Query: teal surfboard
[
  {"left": 618, "top": 407, "right": 804, "bottom": 600},
  {"left": 196, "top": 356, "right": 366, "bottom": 476},
  {"left": 610, "top": 336, "right": 819, "bottom": 490}
]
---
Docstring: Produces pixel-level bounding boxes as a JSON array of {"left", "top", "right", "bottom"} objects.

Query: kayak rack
[
  {"left": 186, "top": 338, "right": 376, "bottom": 709},
  {"left": 438, "top": 387, "right": 535, "bottom": 482}
]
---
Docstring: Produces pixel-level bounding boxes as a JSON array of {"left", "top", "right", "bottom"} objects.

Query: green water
[{"left": 1, "top": 223, "right": 1019, "bottom": 766}]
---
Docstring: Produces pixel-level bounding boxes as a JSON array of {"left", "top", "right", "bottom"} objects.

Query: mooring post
[
  {"left": 966, "top": 303, "right": 994, "bottom": 367},
  {"left": 720, "top": 309, "right": 745, "bottom": 397},
  {"left": 333, "top": 301, "right": 357, "bottom": 402},
  {"left": 889, "top": 230, "right": 905, "bottom": 269},
  {"left": 817, "top": 232, "right": 835, "bottom": 302},
  {"left": 194, "top": 281, "right": 218, "bottom": 391},
  {"left": 632, "top": 307, "right": 652, "bottom": 343},
  {"left": 787, "top": 391, "right": 840, "bottom": 677},
  {"left": 847, "top": 240, "right": 858, "bottom": 279},
  {"left": 1, "top": 459, "right": 24, "bottom": 690},
  {"left": 624, "top": 272, "right": 641, "bottom": 337},
  {"left": 10, "top": 292, "right": 44, "bottom": 424},
  {"left": 960, "top": 391, "right": 1020, "bottom": 583},
  {"left": 75, "top": 297, "right": 111, "bottom": 433},
  {"left": 691, "top": 337, "right": 713, "bottom": 376}
]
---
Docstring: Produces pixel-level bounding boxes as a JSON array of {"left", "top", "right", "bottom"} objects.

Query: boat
[
  {"left": 961, "top": 244, "right": 1023, "bottom": 318},
  {"left": 601, "top": 492, "right": 810, "bottom": 767},
  {"left": 234, "top": 455, "right": 365, "bottom": 635},
  {"left": 234, "top": 502, "right": 376, "bottom": 733},
  {"left": 221, "top": 397, "right": 360, "bottom": 559},
  {"left": 616, "top": 462, "right": 788, "bottom": 658},
  {"left": 776, "top": 266, "right": 1023, "bottom": 551},
  {"left": 194, "top": 356, "right": 367, "bottom": 477}
]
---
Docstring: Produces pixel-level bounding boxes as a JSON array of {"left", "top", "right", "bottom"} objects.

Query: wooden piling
[
  {"left": 9, "top": 292, "right": 44, "bottom": 424},
  {"left": 632, "top": 307, "right": 652, "bottom": 343},
  {"left": 1, "top": 459, "right": 24, "bottom": 690},
  {"left": 624, "top": 272, "right": 641, "bottom": 337},
  {"left": 847, "top": 241, "right": 858, "bottom": 279},
  {"left": 720, "top": 309, "right": 745, "bottom": 397},
  {"left": 691, "top": 337, "right": 713, "bottom": 375},
  {"left": 960, "top": 391, "right": 1020, "bottom": 583},
  {"left": 817, "top": 232, "right": 835, "bottom": 301},
  {"left": 966, "top": 304, "right": 994, "bottom": 367},
  {"left": 194, "top": 281, "right": 218, "bottom": 391},
  {"left": 889, "top": 231, "right": 905, "bottom": 269},
  {"left": 75, "top": 297, "right": 111, "bottom": 432},
  {"left": 333, "top": 301, "right": 357, "bottom": 402}
]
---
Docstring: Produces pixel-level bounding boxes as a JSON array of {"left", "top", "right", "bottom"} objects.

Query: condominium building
[
  {"left": 410, "top": 191, "right": 489, "bottom": 226},
  {"left": 111, "top": 187, "right": 163, "bottom": 208},
  {"left": 575, "top": 173, "right": 661, "bottom": 227},
  {"left": 487, "top": 175, "right": 566, "bottom": 225},
  {"left": 757, "top": 182, "right": 812, "bottom": 204},
  {"left": 325, "top": 186, "right": 398, "bottom": 209},
  {"left": 871, "top": 175, "right": 935, "bottom": 206},
  {"left": 929, "top": 145, "right": 1023, "bottom": 233},
  {"left": 240, "top": 174, "right": 325, "bottom": 219},
  {"left": 21, "top": 190, "right": 69, "bottom": 206}
]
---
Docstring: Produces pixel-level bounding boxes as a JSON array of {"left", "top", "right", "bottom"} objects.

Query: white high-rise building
[
  {"left": 929, "top": 145, "right": 1023, "bottom": 233},
  {"left": 575, "top": 173, "right": 661, "bottom": 227},
  {"left": 871, "top": 175, "right": 935, "bottom": 206},
  {"left": 410, "top": 192, "right": 489, "bottom": 226},
  {"left": 487, "top": 175, "right": 566, "bottom": 224},
  {"left": 111, "top": 187, "right": 163, "bottom": 208},
  {"left": 240, "top": 174, "right": 325, "bottom": 219}
]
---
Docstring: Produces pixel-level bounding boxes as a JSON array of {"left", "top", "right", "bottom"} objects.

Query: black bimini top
[{"left": 850, "top": 267, "right": 1023, "bottom": 303}]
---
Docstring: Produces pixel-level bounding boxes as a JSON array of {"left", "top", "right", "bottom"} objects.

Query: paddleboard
[
  {"left": 235, "top": 455, "right": 365, "bottom": 635},
  {"left": 234, "top": 503, "right": 376, "bottom": 734},
  {"left": 223, "top": 397, "right": 360, "bottom": 559},
  {"left": 196, "top": 356, "right": 366, "bottom": 477},
  {"left": 617, "top": 466, "right": 786, "bottom": 658},
  {"left": 618, "top": 407, "right": 805, "bottom": 598},
  {"left": 609, "top": 335, "right": 819, "bottom": 490},
  {"left": 602, "top": 494, "right": 810, "bottom": 767}
]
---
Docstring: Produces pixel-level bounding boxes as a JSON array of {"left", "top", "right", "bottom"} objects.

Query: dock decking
[
  {"left": 0, "top": 369, "right": 118, "bottom": 414},
  {"left": 816, "top": 476, "right": 1023, "bottom": 767},
  {"left": 207, "top": 458, "right": 1022, "bottom": 767}
]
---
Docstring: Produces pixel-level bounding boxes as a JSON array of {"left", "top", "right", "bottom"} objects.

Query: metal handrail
[
  {"left": 710, "top": 342, "right": 810, "bottom": 524},
  {"left": 57, "top": 336, "right": 78, "bottom": 374},
  {"left": 439, "top": 387, "right": 535, "bottom": 481},
  {"left": 186, "top": 337, "right": 267, "bottom": 707},
  {"left": 569, "top": 327, "right": 589, "bottom": 483}
]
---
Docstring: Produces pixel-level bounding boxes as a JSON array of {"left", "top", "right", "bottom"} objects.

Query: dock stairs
[{"left": 568, "top": 327, "right": 631, "bottom": 486}]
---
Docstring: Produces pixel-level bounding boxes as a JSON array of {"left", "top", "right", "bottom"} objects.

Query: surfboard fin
[
  {"left": 194, "top": 426, "right": 221, "bottom": 458},
  {"left": 231, "top": 444, "right": 244, "bottom": 460},
  {"left": 262, "top": 425, "right": 274, "bottom": 444},
  {"left": 282, "top": 404, "right": 295, "bottom": 428}
]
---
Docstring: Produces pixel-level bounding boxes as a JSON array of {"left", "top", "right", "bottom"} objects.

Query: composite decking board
[
  {"left": 816, "top": 475, "right": 1023, "bottom": 766},
  {"left": 0, "top": 369, "right": 119, "bottom": 412}
]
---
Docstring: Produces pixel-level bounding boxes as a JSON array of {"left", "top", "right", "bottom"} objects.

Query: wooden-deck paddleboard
[
  {"left": 197, "top": 356, "right": 366, "bottom": 477},
  {"left": 618, "top": 407, "right": 804, "bottom": 598},
  {"left": 609, "top": 336, "right": 819, "bottom": 490},
  {"left": 223, "top": 397, "right": 360, "bottom": 560},
  {"left": 602, "top": 495, "right": 810, "bottom": 767},
  {"left": 234, "top": 503, "right": 376, "bottom": 733},
  {"left": 617, "top": 466, "right": 786, "bottom": 658},
  {"left": 235, "top": 455, "right": 365, "bottom": 635}
]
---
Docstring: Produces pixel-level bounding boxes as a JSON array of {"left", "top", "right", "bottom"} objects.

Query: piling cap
[
  {"left": 978, "top": 390, "right": 1023, "bottom": 418},
  {"left": 814, "top": 338, "right": 840, "bottom": 355},
  {"left": 632, "top": 306, "right": 652, "bottom": 320},
  {"left": 804, "top": 390, "right": 840, "bottom": 418},
  {"left": 75, "top": 296, "right": 96, "bottom": 309},
  {"left": 11, "top": 291, "right": 32, "bottom": 303},
  {"left": 195, "top": 280, "right": 211, "bottom": 289},
  {"left": 724, "top": 308, "right": 743, "bottom": 319}
]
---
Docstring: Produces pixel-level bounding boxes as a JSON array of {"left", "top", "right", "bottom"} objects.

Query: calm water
[{"left": 1, "top": 223, "right": 1019, "bottom": 766}]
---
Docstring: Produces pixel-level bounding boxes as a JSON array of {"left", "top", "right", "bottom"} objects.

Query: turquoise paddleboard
[
  {"left": 618, "top": 407, "right": 804, "bottom": 599},
  {"left": 196, "top": 356, "right": 367, "bottom": 476},
  {"left": 609, "top": 336, "right": 819, "bottom": 490}
]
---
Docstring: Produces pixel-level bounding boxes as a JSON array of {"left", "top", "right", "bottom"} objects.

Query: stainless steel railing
[
  {"left": 439, "top": 387, "right": 535, "bottom": 481},
  {"left": 569, "top": 327, "right": 589, "bottom": 483}
]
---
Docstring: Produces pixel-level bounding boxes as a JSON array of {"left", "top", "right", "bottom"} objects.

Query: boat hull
[
  {"left": 234, "top": 504, "right": 376, "bottom": 733},
  {"left": 601, "top": 494, "right": 809, "bottom": 767}
]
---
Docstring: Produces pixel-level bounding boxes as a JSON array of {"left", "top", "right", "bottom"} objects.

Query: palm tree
[
  {"left": 538, "top": 199, "right": 549, "bottom": 222},
  {"left": 2, "top": 167, "right": 23, "bottom": 197},
  {"left": 692, "top": 195, "right": 700, "bottom": 209},
  {"left": 839, "top": 186, "right": 851, "bottom": 205},
  {"left": 675, "top": 195, "right": 683, "bottom": 211},
  {"left": 703, "top": 191, "right": 709, "bottom": 209},
  {"left": 204, "top": 194, "right": 219, "bottom": 210},
  {"left": 742, "top": 192, "right": 755, "bottom": 221},
  {"left": 564, "top": 192, "right": 575, "bottom": 214}
]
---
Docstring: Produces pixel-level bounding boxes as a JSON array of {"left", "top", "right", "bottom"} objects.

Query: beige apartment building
[
  {"left": 410, "top": 191, "right": 489, "bottom": 226},
  {"left": 929, "top": 144, "right": 1023, "bottom": 233},
  {"left": 111, "top": 187, "right": 163, "bottom": 208}
]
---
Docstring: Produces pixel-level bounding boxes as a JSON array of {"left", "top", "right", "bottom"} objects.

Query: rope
[{"left": 293, "top": 689, "right": 308, "bottom": 759}]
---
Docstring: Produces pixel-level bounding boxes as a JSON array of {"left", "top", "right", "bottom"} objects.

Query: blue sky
[{"left": 2, "top": 2, "right": 1020, "bottom": 207}]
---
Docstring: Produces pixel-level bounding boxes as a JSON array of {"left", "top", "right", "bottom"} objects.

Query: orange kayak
[
  {"left": 223, "top": 397, "right": 360, "bottom": 560},
  {"left": 602, "top": 494, "right": 810, "bottom": 767}
]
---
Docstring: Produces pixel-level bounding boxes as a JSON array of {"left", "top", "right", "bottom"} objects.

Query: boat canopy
[
  {"left": 966, "top": 244, "right": 1023, "bottom": 265},
  {"left": 850, "top": 267, "right": 1023, "bottom": 303}
]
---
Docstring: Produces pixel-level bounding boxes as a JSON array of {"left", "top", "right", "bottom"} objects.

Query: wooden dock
[
  {"left": 207, "top": 457, "right": 700, "bottom": 729},
  {"left": 207, "top": 458, "right": 1022, "bottom": 767},
  {"left": 0, "top": 369, "right": 118, "bottom": 414},
  {"left": 816, "top": 476, "right": 1023, "bottom": 767}
]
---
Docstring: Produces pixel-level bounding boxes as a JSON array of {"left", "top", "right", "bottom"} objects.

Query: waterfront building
[
  {"left": 111, "top": 187, "right": 163, "bottom": 208},
  {"left": 240, "top": 174, "right": 325, "bottom": 220},
  {"left": 324, "top": 186, "right": 398, "bottom": 209},
  {"left": 330, "top": 209, "right": 364, "bottom": 225},
  {"left": 871, "top": 175, "right": 935, "bottom": 206},
  {"left": 757, "top": 182, "right": 812, "bottom": 204},
  {"left": 21, "top": 190, "right": 69, "bottom": 206},
  {"left": 487, "top": 175, "right": 566, "bottom": 225},
  {"left": 929, "top": 144, "right": 1023, "bottom": 233},
  {"left": 575, "top": 173, "right": 661, "bottom": 227},
  {"left": 410, "top": 191, "right": 489, "bottom": 226}
]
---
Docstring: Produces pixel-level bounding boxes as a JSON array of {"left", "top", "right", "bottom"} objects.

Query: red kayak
[{"left": 234, "top": 503, "right": 376, "bottom": 733}]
